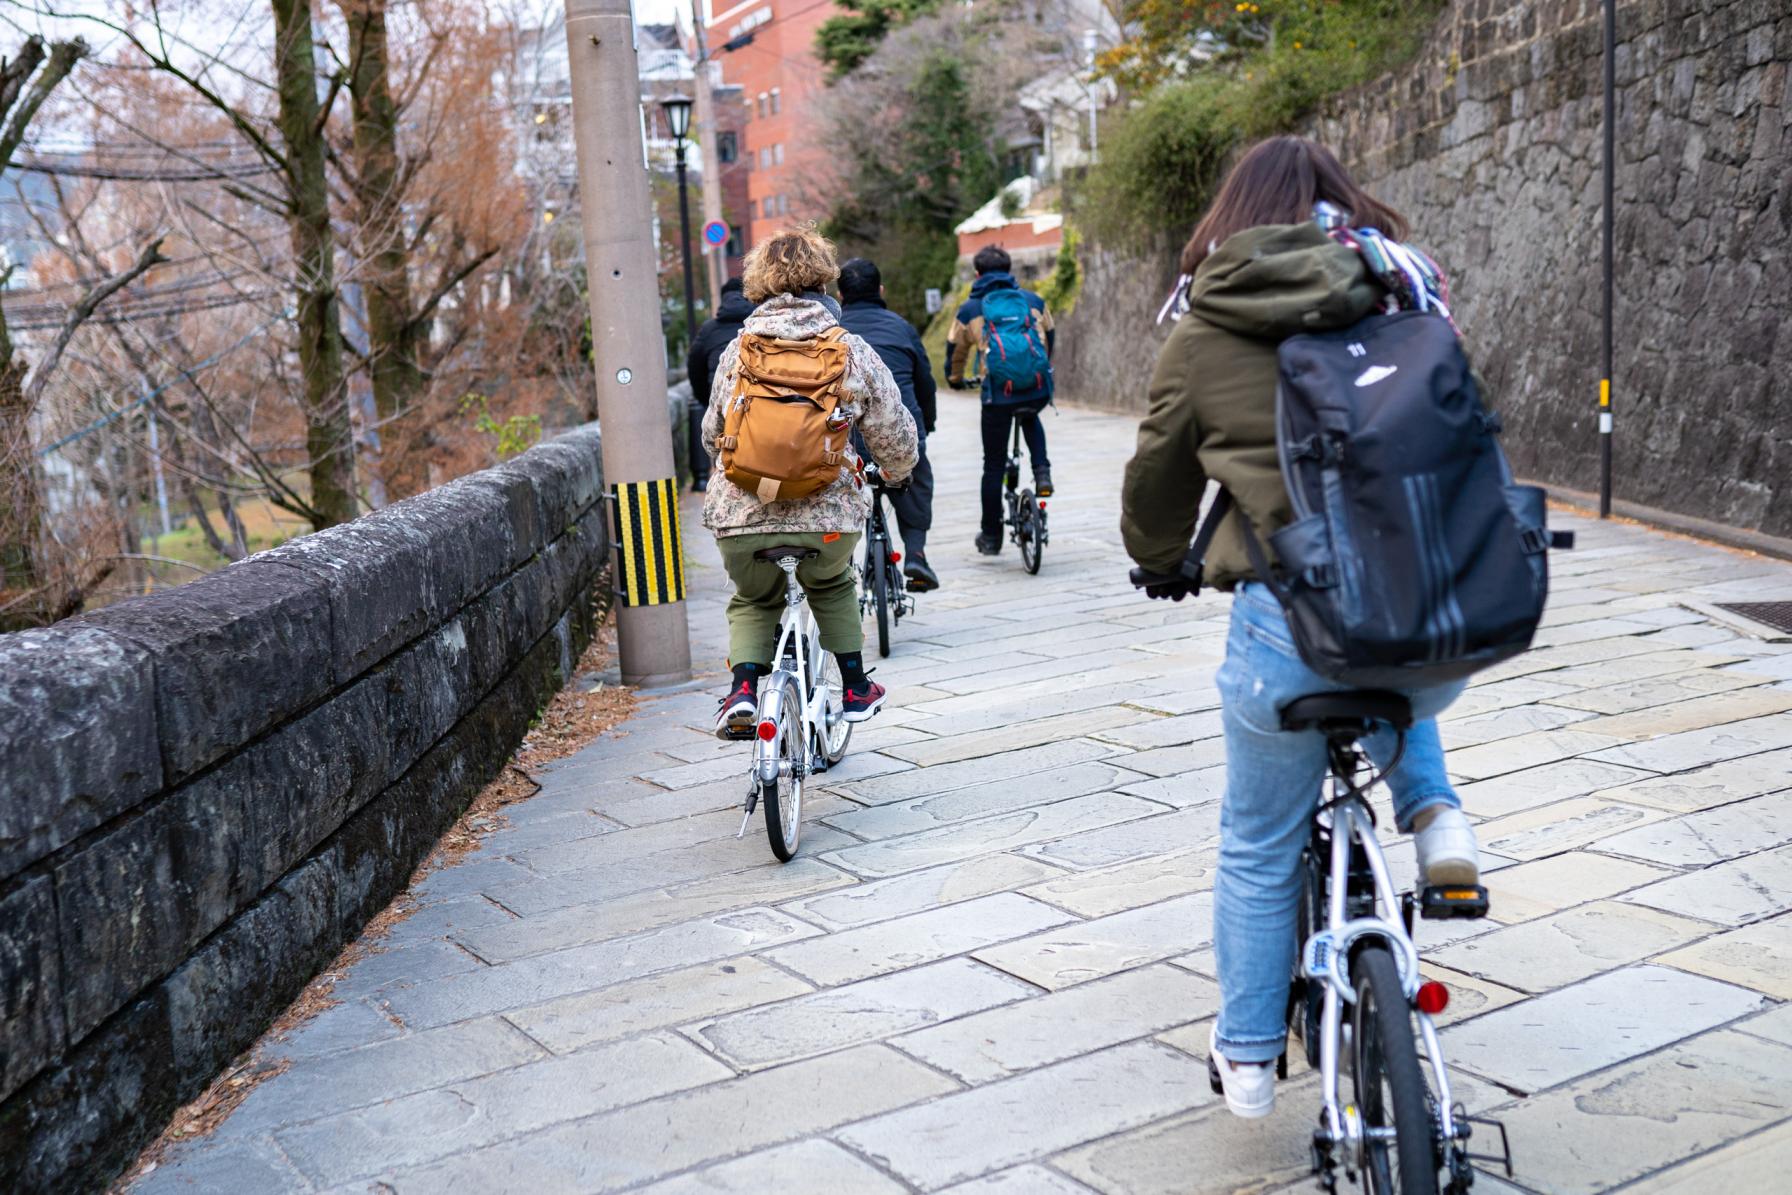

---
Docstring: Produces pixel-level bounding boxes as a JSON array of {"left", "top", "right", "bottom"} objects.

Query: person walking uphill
[
  {"left": 1120, "top": 136, "right": 1481, "bottom": 1120},
  {"left": 702, "top": 226, "right": 919, "bottom": 738},
  {"left": 946, "top": 245, "right": 1057, "bottom": 556},
  {"left": 837, "top": 256, "right": 941, "bottom": 592},
  {"left": 685, "top": 277, "right": 757, "bottom": 491}
]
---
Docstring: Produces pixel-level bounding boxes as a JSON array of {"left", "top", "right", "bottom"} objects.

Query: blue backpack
[{"left": 981, "top": 288, "right": 1052, "bottom": 404}]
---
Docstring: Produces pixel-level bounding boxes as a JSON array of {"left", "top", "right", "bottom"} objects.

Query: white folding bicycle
[{"left": 732, "top": 545, "right": 853, "bottom": 861}]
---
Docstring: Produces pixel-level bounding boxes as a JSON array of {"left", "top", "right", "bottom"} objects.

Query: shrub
[{"left": 1075, "top": 0, "right": 1444, "bottom": 255}]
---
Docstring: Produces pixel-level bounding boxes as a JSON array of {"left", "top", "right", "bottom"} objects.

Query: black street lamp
[
  {"left": 661, "top": 93, "right": 703, "bottom": 489},
  {"left": 661, "top": 94, "right": 698, "bottom": 359}
]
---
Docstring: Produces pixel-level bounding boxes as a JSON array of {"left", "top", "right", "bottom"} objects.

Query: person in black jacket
[
  {"left": 837, "top": 257, "right": 940, "bottom": 591},
  {"left": 685, "top": 277, "right": 757, "bottom": 491}
]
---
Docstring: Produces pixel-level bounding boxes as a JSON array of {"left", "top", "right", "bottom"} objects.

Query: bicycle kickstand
[{"left": 736, "top": 781, "right": 761, "bottom": 838}]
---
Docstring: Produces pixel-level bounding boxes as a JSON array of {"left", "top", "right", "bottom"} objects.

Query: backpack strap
[
  {"left": 1229, "top": 502, "right": 1294, "bottom": 608},
  {"left": 1179, "top": 488, "right": 1293, "bottom": 607}
]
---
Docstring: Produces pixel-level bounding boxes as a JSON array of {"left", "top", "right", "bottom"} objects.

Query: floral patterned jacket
[{"left": 701, "top": 294, "right": 919, "bottom": 538}]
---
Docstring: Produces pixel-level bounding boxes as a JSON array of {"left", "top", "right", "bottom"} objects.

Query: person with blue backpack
[
  {"left": 1121, "top": 136, "right": 1568, "bottom": 1120},
  {"left": 946, "top": 245, "right": 1057, "bottom": 556}
]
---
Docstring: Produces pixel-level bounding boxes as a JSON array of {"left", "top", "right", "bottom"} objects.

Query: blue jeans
[{"left": 1212, "top": 582, "right": 1465, "bottom": 1062}]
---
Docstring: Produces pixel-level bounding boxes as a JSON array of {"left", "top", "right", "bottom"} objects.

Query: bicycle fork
[{"left": 1306, "top": 791, "right": 1480, "bottom": 1191}]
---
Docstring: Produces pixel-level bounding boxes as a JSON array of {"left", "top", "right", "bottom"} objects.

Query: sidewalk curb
[{"left": 1536, "top": 479, "right": 1792, "bottom": 565}]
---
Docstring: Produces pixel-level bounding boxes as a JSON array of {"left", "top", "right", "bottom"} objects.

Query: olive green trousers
[{"left": 716, "top": 531, "right": 863, "bottom": 666}]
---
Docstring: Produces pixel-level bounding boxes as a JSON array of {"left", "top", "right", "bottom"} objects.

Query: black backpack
[{"left": 1190, "top": 310, "right": 1572, "bottom": 689}]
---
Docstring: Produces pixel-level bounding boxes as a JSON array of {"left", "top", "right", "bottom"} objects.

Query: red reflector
[
  {"left": 1037, "top": 501, "right": 1048, "bottom": 510},
  {"left": 1415, "top": 980, "right": 1449, "bottom": 1015},
  {"left": 890, "top": 551, "right": 902, "bottom": 563},
  {"left": 755, "top": 720, "right": 777, "bottom": 741}
]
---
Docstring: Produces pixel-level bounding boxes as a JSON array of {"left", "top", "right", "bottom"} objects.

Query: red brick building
[{"left": 704, "top": 0, "right": 834, "bottom": 247}]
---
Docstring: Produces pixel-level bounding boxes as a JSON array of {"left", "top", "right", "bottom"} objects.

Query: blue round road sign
[{"left": 702, "top": 220, "right": 728, "bottom": 247}]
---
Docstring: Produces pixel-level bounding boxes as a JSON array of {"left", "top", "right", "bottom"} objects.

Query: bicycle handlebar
[{"left": 1128, "top": 558, "right": 1201, "bottom": 589}]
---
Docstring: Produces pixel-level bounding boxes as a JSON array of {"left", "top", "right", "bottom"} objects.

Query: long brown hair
[{"left": 1179, "top": 136, "right": 1409, "bottom": 275}]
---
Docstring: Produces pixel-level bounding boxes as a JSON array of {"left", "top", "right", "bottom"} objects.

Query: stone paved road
[{"left": 137, "top": 393, "right": 1792, "bottom": 1194}]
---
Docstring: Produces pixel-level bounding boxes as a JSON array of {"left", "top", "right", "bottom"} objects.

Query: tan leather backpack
[{"left": 718, "top": 326, "right": 853, "bottom": 502}]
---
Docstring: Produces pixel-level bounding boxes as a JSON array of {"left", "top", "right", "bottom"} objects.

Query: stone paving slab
[{"left": 137, "top": 393, "right": 1792, "bottom": 1194}]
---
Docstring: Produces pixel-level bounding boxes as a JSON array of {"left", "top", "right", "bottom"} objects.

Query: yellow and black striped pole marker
[{"left": 610, "top": 478, "right": 686, "bottom": 607}]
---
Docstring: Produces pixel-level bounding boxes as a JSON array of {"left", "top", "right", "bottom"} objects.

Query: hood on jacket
[
  {"left": 743, "top": 293, "right": 838, "bottom": 340},
  {"left": 1188, "top": 222, "right": 1382, "bottom": 341},
  {"left": 970, "top": 270, "right": 1019, "bottom": 298},
  {"left": 715, "top": 289, "right": 756, "bottom": 324}
]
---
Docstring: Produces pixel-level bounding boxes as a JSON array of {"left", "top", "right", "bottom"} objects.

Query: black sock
[
  {"left": 731, "top": 662, "right": 765, "bottom": 690},
  {"left": 837, "top": 651, "right": 868, "bottom": 690}
]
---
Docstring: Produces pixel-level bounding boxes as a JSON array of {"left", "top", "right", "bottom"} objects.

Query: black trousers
[
  {"left": 887, "top": 443, "right": 934, "bottom": 557},
  {"left": 688, "top": 397, "right": 710, "bottom": 486},
  {"left": 980, "top": 403, "right": 1049, "bottom": 537}
]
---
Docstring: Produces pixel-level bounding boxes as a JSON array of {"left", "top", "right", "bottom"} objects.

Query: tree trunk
[
  {"left": 272, "top": 0, "right": 358, "bottom": 529},
  {"left": 0, "top": 355, "right": 46, "bottom": 630},
  {"left": 343, "top": 0, "right": 426, "bottom": 427}
]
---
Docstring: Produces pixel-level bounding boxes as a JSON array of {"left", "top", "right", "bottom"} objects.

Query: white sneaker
[
  {"left": 1208, "top": 1025, "right": 1276, "bottom": 1119},
  {"left": 1415, "top": 806, "right": 1480, "bottom": 887}
]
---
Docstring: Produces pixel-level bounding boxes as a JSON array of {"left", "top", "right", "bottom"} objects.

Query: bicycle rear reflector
[
  {"left": 1415, "top": 981, "right": 1449, "bottom": 1015},
  {"left": 756, "top": 720, "right": 777, "bottom": 741}
]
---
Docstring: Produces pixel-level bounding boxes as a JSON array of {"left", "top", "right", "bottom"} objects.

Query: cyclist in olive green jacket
[{"left": 1120, "top": 136, "right": 1480, "bottom": 1120}]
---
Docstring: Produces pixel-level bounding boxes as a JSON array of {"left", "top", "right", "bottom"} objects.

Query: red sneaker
[
  {"left": 714, "top": 680, "right": 758, "bottom": 739},
  {"left": 842, "top": 680, "right": 887, "bottom": 723}
]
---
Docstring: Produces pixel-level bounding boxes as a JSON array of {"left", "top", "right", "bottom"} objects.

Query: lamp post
[
  {"left": 662, "top": 94, "right": 698, "bottom": 364},
  {"left": 662, "top": 93, "right": 705, "bottom": 491},
  {"left": 1598, "top": 0, "right": 1615, "bottom": 518}
]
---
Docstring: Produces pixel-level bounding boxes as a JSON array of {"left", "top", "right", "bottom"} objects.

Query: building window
[
  {"left": 758, "top": 146, "right": 770, "bottom": 170},
  {"left": 770, "top": 88, "right": 781, "bottom": 115},
  {"left": 728, "top": 6, "right": 772, "bottom": 39},
  {"left": 773, "top": 143, "right": 784, "bottom": 166},
  {"left": 762, "top": 196, "right": 774, "bottom": 218},
  {"left": 718, "top": 131, "right": 738, "bottom": 163},
  {"left": 757, "top": 92, "right": 768, "bottom": 118},
  {"left": 727, "top": 224, "right": 744, "bottom": 256},
  {"left": 777, "top": 194, "right": 789, "bottom": 216}
]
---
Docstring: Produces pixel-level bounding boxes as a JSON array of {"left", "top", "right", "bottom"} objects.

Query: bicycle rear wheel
[
  {"left": 1017, "top": 492, "right": 1043, "bottom": 574},
  {"left": 762, "top": 680, "right": 804, "bottom": 861},
  {"left": 1352, "top": 945, "right": 1440, "bottom": 1195}
]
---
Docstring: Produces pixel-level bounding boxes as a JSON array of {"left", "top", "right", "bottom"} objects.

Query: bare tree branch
[
  {"left": 23, "top": 237, "right": 168, "bottom": 408},
  {"left": 410, "top": 245, "right": 498, "bottom": 333}
]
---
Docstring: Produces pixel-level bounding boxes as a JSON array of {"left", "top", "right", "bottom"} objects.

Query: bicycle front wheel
[
  {"left": 1352, "top": 945, "right": 1440, "bottom": 1195},
  {"left": 816, "top": 649, "right": 852, "bottom": 765},
  {"left": 762, "top": 680, "right": 804, "bottom": 861},
  {"left": 1017, "top": 493, "right": 1043, "bottom": 575},
  {"left": 870, "top": 537, "right": 892, "bottom": 657}
]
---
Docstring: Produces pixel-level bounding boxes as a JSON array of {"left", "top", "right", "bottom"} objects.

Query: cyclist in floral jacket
[{"left": 701, "top": 225, "right": 917, "bottom": 737}]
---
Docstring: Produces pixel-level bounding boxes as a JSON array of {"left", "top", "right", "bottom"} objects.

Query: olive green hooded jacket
[{"left": 1120, "top": 222, "right": 1386, "bottom": 588}]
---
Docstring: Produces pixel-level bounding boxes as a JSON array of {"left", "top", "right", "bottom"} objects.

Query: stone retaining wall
[
  {"left": 1059, "top": 0, "right": 1792, "bottom": 538},
  {"left": 0, "top": 427, "right": 610, "bottom": 1192}
]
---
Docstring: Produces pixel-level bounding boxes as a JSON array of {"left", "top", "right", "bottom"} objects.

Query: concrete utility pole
[
  {"left": 691, "top": 9, "right": 725, "bottom": 310},
  {"left": 563, "top": 0, "right": 693, "bottom": 687}
]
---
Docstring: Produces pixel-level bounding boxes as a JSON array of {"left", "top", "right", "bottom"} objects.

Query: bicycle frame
[
  {"left": 1307, "top": 752, "right": 1464, "bottom": 1175},
  {"left": 739, "top": 558, "right": 830, "bottom": 832}
]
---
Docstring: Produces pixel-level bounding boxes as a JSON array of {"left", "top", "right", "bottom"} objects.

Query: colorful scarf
[{"left": 1156, "top": 203, "right": 1456, "bottom": 331}]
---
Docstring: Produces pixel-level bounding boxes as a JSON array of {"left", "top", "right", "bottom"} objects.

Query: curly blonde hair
[{"left": 741, "top": 224, "right": 840, "bottom": 303}]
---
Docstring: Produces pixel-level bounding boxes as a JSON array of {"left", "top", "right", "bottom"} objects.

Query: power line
[
  {"left": 13, "top": 157, "right": 277, "bottom": 181},
  {"left": 38, "top": 315, "right": 282, "bottom": 457},
  {"left": 5, "top": 288, "right": 277, "bottom": 331},
  {"left": 3, "top": 269, "right": 262, "bottom": 318}
]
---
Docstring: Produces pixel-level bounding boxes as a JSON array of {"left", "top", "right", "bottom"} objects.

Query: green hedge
[{"left": 1075, "top": 1, "right": 1444, "bottom": 255}]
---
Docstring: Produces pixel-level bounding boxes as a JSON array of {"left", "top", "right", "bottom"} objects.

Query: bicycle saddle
[
  {"left": 752, "top": 545, "right": 821, "bottom": 562},
  {"left": 1279, "top": 690, "right": 1413, "bottom": 735}
]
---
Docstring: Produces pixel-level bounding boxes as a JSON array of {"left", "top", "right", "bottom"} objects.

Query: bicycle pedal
[{"left": 1420, "top": 885, "right": 1491, "bottom": 920}]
